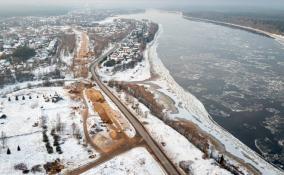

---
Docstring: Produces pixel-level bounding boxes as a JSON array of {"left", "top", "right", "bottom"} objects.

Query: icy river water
[{"left": 120, "top": 10, "right": 284, "bottom": 169}]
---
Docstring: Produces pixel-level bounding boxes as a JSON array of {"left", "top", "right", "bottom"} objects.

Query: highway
[{"left": 89, "top": 47, "right": 181, "bottom": 175}]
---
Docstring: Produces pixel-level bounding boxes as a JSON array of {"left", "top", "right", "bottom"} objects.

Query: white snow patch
[
  {"left": 98, "top": 55, "right": 151, "bottom": 82},
  {"left": 82, "top": 147, "right": 166, "bottom": 175},
  {"left": 61, "top": 51, "right": 74, "bottom": 66},
  {"left": 114, "top": 91, "right": 232, "bottom": 175},
  {"left": 33, "top": 65, "right": 57, "bottom": 77}
]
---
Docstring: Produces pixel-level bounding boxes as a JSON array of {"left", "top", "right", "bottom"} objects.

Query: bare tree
[
  {"left": 143, "top": 111, "right": 149, "bottom": 118},
  {"left": 56, "top": 113, "right": 64, "bottom": 133},
  {"left": 71, "top": 122, "right": 82, "bottom": 143},
  {"left": 40, "top": 113, "right": 47, "bottom": 129},
  {"left": 69, "top": 111, "right": 75, "bottom": 120},
  {"left": 126, "top": 94, "right": 134, "bottom": 105},
  {"left": 74, "top": 128, "right": 82, "bottom": 144},
  {"left": 137, "top": 106, "right": 143, "bottom": 116},
  {"left": 71, "top": 123, "right": 77, "bottom": 135},
  {"left": 0, "top": 131, "right": 7, "bottom": 149},
  {"left": 133, "top": 103, "right": 140, "bottom": 114},
  {"left": 125, "top": 93, "right": 130, "bottom": 103}
]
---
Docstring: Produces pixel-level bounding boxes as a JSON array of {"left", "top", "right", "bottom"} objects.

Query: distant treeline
[
  {"left": 0, "top": 6, "right": 71, "bottom": 17},
  {"left": 184, "top": 11, "right": 284, "bottom": 35}
]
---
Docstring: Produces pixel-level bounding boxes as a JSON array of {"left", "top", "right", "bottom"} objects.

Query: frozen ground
[
  {"left": 82, "top": 147, "right": 166, "bottom": 175},
  {"left": 0, "top": 87, "right": 98, "bottom": 174},
  {"left": 98, "top": 50, "right": 151, "bottom": 82},
  {"left": 113, "top": 90, "right": 232, "bottom": 175},
  {"left": 0, "top": 79, "right": 76, "bottom": 97},
  {"left": 273, "top": 34, "right": 284, "bottom": 47},
  {"left": 33, "top": 65, "right": 57, "bottom": 78},
  {"left": 60, "top": 51, "right": 74, "bottom": 67}
]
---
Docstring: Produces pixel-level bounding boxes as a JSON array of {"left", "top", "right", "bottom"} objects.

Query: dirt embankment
[
  {"left": 108, "top": 81, "right": 260, "bottom": 175},
  {"left": 108, "top": 81, "right": 164, "bottom": 119},
  {"left": 85, "top": 88, "right": 113, "bottom": 124},
  {"left": 85, "top": 88, "right": 141, "bottom": 153}
]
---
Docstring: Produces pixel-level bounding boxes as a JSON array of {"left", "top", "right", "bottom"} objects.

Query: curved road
[{"left": 89, "top": 48, "right": 181, "bottom": 175}]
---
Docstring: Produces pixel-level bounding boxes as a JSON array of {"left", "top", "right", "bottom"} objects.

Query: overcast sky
[{"left": 1, "top": 0, "right": 284, "bottom": 9}]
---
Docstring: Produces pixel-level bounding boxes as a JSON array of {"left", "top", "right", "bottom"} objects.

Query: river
[{"left": 119, "top": 9, "right": 284, "bottom": 169}]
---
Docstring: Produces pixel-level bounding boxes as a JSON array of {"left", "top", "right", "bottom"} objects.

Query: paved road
[
  {"left": 67, "top": 138, "right": 145, "bottom": 175},
  {"left": 89, "top": 47, "right": 181, "bottom": 175}
]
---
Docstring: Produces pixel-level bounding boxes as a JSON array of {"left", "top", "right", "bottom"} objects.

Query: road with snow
[{"left": 89, "top": 48, "right": 182, "bottom": 175}]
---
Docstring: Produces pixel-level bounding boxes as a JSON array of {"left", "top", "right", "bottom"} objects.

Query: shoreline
[
  {"left": 145, "top": 23, "right": 283, "bottom": 174},
  {"left": 183, "top": 15, "right": 284, "bottom": 45}
]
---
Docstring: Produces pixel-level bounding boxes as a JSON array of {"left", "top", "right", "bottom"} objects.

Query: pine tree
[
  {"left": 29, "top": 96, "right": 32, "bottom": 99},
  {"left": 22, "top": 96, "right": 25, "bottom": 100},
  {"left": 7, "top": 148, "right": 11, "bottom": 154},
  {"left": 8, "top": 97, "right": 11, "bottom": 101},
  {"left": 15, "top": 96, "right": 18, "bottom": 101},
  {"left": 17, "top": 145, "right": 21, "bottom": 151}
]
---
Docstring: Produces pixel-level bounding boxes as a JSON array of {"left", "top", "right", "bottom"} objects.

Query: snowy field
[
  {"left": 82, "top": 147, "right": 166, "bottom": 175},
  {"left": 0, "top": 87, "right": 98, "bottom": 174},
  {"left": 0, "top": 79, "right": 76, "bottom": 97}
]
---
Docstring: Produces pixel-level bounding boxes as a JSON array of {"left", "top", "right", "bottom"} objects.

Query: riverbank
[
  {"left": 183, "top": 15, "right": 284, "bottom": 46},
  {"left": 143, "top": 23, "right": 283, "bottom": 175}
]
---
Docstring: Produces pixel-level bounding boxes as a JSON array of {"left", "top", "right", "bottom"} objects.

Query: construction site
[
  {"left": 72, "top": 31, "right": 92, "bottom": 78},
  {"left": 85, "top": 88, "right": 140, "bottom": 153}
]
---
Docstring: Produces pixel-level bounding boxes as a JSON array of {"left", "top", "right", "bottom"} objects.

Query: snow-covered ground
[
  {"left": 0, "top": 79, "right": 76, "bottom": 97},
  {"left": 0, "top": 87, "right": 98, "bottom": 174},
  {"left": 60, "top": 51, "right": 74, "bottom": 67},
  {"left": 113, "top": 90, "right": 232, "bottom": 175},
  {"left": 99, "top": 58, "right": 151, "bottom": 82},
  {"left": 82, "top": 147, "right": 166, "bottom": 175},
  {"left": 96, "top": 16, "right": 117, "bottom": 24},
  {"left": 33, "top": 65, "right": 57, "bottom": 78},
  {"left": 272, "top": 34, "right": 284, "bottom": 47}
]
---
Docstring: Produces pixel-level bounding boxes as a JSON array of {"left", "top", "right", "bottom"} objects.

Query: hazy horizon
[
  {"left": 1, "top": 0, "right": 284, "bottom": 8},
  {"left": 0, "top": 0, "right": 284, "bottom": 17}
]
